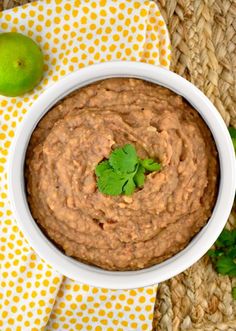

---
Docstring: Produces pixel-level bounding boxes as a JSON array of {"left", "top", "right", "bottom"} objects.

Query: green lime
[{"left": 0, "top": 32, "right": 44, "bottom": 97}]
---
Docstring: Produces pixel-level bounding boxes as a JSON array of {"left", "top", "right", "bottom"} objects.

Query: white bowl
[{"left": 8, "top": 62, "right": 236, "bottom": 289}]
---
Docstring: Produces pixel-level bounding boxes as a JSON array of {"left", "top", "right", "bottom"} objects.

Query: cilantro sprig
[
  {"left": 95, "top": 144, "right": 161, "bottom": 196},
  {"left": 209, "top": 127, "right": 236, "bottom": 299},
  {"left": 232, "top": 287, "right": 236, "bottom": 300},
  {"left": 229, "top": 127, "right": 236, "bottom": 153},
  {"left": 208, "top": 229, "right": 236, "bottom": 299}
]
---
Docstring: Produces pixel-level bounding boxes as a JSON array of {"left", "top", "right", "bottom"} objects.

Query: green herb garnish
[
  {"left": 232, "top": 287, "right": 236, "bottom": 300},
  {"left": 210, "top": 127, "right": 236, "bottom": 299},
  {"left": 208, "top": 229, "right": 236, "bottom": 299},
  {"left": 229, "top": 127, "right": 236, "bottom": 153},
  {"left": 95, "top": 144, "right": 161, "bottom": 196}
]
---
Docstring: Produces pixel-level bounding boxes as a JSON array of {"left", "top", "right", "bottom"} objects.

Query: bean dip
[{"left": 25, "top": 78, "right": 219, "bottom": 270}]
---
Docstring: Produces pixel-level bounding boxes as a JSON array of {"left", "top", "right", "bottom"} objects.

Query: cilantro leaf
[
  {"left": 134, "top": 164, "right": 145, "bottom": 188},
  {"left": 229, "top": 127, "right": 236, "bottom": 139},
  {"left": 229, "top": 127, "right": 236, "bottom": 152},
  {"left": 95, "top": 160, "right": 111, "bottom": 177},
  {"left": 97, "top": 169, "right": 126, "bottom": 196},
  {"left": 207, "top": 249, "right": 216, "bottom": 257},
  {"left": 209, "top": 227, "right": 236, "bottom": 300},
  {"left": 232, "top": 287, "right": 236, "bottom": 300},
  {"left": 215, "top": 256, "right": 236, "bottom": 276},
  {"left": 95, "top": 144, "right": 162, "bottom": 196},
  {"left": 227, "top": 247, "right": 236, "bottom": 259},
  {"left": 207, "top": 249, "right": 222, "bottom": 258},
  {"left": 109, "top": 144, "right": 138, "bottom": 173},
  {"left": 123, "top": 177, "right": 136, "bottom": 196},
  {"left": 215, "top": 229, "right": 236, "bottom": 248},
  {"left": 140, "top": 158, "right": 161, "bottom": 172}
]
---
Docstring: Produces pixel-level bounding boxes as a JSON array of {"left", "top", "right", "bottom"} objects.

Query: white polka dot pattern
[{"left": 0, "top": 0, "right": 170, "bottom": 330}]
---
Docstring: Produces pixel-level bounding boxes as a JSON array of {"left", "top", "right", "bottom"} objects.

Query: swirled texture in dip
[{"left": 25, "top": 78, "right": 219, "bottom": 270}]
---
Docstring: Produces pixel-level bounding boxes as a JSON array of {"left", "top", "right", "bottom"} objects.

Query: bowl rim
[{"left": 8, "top": 61, "right": 236, "bottom": 289}]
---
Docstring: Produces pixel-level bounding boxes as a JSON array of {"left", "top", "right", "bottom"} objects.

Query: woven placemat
[
  {"left": 154, "top": 1, "right": 236, "bottom": 330},
  {"left": 2, "top": 0, "right": 236, "bottom": 330}
]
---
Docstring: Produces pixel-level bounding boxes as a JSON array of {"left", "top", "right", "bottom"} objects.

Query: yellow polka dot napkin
[{"left": 0, "top": 0, "right": 171, "bottom": 330}]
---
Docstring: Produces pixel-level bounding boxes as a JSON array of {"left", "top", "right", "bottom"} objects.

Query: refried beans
[{"left": 25, "top": 78, "right": 219, "bottom": 270}]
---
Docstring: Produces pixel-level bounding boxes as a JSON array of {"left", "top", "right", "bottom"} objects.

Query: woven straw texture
[
  {"left": 154, "top": 1, "right": 236, "bottom": 329},
  {"left": 1, "top": 0, "right": 236, "bottom": 330}
]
